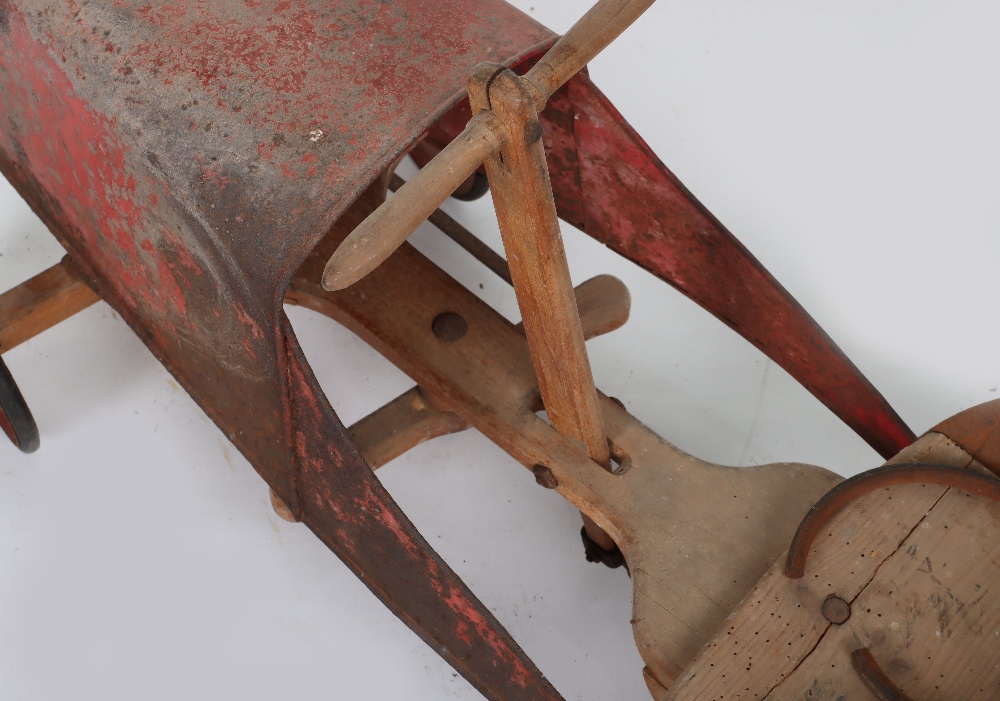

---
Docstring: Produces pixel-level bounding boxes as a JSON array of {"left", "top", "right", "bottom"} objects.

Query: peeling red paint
[
  {"left": 234, "top": 303, "right": 265, "bottom": 340},
  {"left": 355, "top": 479, "right": 423, "bottom": 558},
  {"left": 0, "top": 7, "right": 201, "bottom": 334},
  {"left": 440, "top": 587, "right": 532, "bottom": 688},
  {"left": 549, "top": 74, "right": 914, "bottom": 459}
]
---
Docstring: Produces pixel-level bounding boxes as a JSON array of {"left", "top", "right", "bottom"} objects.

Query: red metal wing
[
  {"left": 549, "top": 75, "right": 915, "bottom": 459},
  {"left": 425, "top": 68, "right": 915, "bottom": 459}
]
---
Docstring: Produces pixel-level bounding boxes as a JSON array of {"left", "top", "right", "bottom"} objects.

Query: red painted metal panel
[
  {"left": 0, "top": 0, "right": 564, "bottom": 697},
  {"left": 559, "top": 75, "right": 915, "bottom": 459}
]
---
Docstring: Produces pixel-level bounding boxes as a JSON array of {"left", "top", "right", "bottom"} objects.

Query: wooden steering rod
[{"left": 320, "top": 0, "right": 657, "bottom": 292}]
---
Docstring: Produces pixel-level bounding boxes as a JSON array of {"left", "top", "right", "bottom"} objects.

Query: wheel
[{"left": 0, "top": 355, "right": 40, "bottom": 453}]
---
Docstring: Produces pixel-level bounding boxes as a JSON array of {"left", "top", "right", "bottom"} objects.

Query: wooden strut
[
  {"left": 274, "top": 273, "right": 632, "bottom": 522},
  {"left": 0, "top": 255, "right": 100, "bottom": 354},
  {"left": 0, "top": 257, "right": 101, "bottom": 452},
  {"left": 469, "top": 65, "right": 617, "bottom": 550}
]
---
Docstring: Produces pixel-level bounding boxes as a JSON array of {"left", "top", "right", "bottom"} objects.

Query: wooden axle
[
  {"left": 0, "top": 256, "right": 100, "bottom": 354},
  {"left": 0, "top": 257, "right": 101, "bottom": 453}
]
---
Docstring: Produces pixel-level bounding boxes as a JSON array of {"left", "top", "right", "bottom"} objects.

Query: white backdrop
[{"left": 2, "top": 1, "right": 998, "bottom": 699}]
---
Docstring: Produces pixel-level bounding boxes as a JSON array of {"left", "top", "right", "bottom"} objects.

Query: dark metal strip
[
  {"left": 390, "top": 174, "right": 514, "bottom": 285},
  {"left": 852, "top": 648, "right": 914, "bottom": 701},
  {"left": 0, "top": 355, "right": 40, "bottom": 453}
]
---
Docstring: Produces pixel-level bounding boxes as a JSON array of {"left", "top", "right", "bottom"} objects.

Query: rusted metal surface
[
  {"left": 852, "top": 647, "right": 915, "bottom": 701},
  {"left": 785, "top": 463, "right": 1000, "bottom": 579},
  {"left": 0, "top": 0, "right": 566, "bottom": 698},
  {"left": 931, "top": 399, "right": 1000, "bottom": 477},
  {"left": 821, "top": 595, "right": 851, "bottom": 625}
]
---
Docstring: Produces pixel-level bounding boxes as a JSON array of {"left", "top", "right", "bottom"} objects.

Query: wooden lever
[
  {"left": 320, "top": 0, "right": 658, "bottom": 292},
  {"left": 472, "top": 68, "right": 610, "bottom": 466}
]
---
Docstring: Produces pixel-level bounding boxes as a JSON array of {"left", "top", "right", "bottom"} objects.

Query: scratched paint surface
[{"left": 0, "top": 0, "right": 565, "bottom": 698}]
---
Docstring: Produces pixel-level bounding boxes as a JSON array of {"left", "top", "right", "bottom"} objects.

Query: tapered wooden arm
[
  {"left": 321, "top": 0, "right": 658, "bottom": 292},
  {"left": 522, "top": 0, "right": 655, "bottom": 105}
]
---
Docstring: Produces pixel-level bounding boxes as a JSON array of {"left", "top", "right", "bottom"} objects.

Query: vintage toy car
[{"left": 0, "top": 0, "right": 995, "bottom": 698}]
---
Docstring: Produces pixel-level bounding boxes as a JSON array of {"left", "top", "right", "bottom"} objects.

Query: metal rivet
[
  {"left": 532, "top": 464, "right": 558, "bottom": 489},
  {"left": 432, "top": 312, "right": 468, "bottom": 342},
  {"left": 270, "top": 488, "right": 298, "bottom": 523},
  {"left": 524, "top": 119, "right": 544, "bottom": 144},
  {"left": 822, "top": 595, "right": 851, "bottom": 624}
]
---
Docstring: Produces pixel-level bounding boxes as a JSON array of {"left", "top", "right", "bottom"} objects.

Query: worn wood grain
[
  {"left": 472, "top": 67, "right": 616, "bottom": 549},
  {"left": 286, "top": 271, "right": 631, "bottom": 485},
  {"left": 320, "top": 110, "right": 507, "bottom": 292},
  {"left": 347, "top": 387, "right": 469, "bottom": 470},
  {"left": 770, "top": 482, "right": 1000, "bottom": 700},
  {"left": 521, "top": 0, "right": 656, "bottom": 107},
  {"left": 473, "top": 68, "right": 609, "bottom": 469},
  {"left": 0, "top": 257, "right": 100, "bottom": 353},
  {"left": 932, "top": 399, "right": 1000, "bottom": 477},
  {"left": 662, "top": 433, "right": 996, "bottom": 700}
]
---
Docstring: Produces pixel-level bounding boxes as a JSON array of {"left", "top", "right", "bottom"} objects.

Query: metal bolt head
[
  {"left": 270, "top": 488, "right": 298, "bottom": 523},
  {"left": 432, "top": 311, "right": 468, "bottom": 342},
  {"left": 822, "top": 595, "right": 851, "bottom": 624},
  {"left": 532, "top": 464, "right": 558, "bottom": 489},
  {"left": 524, "top": 119, "right": 544, "bottom": 144}
]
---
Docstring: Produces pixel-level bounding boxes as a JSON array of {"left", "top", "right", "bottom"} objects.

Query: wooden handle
[
  {"left": 320, "top": 0, "right": 658, "bottom": 292},
  {"left": 522, "top": 0, "right": 656, "bottom": 106},
  {"left": 321, "top": 111, "right": 506, "bottom": 291}
]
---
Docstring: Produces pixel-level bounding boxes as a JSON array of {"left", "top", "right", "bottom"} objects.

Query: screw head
[
  {"left": 532, "top": 464, "right": 558, "bottom": 489},
  {"left": 432, "top": 312, "right": 468, "bottom": 342},
  {"left": 822, "top": 595, "right": 851, "bottom": 624}
]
